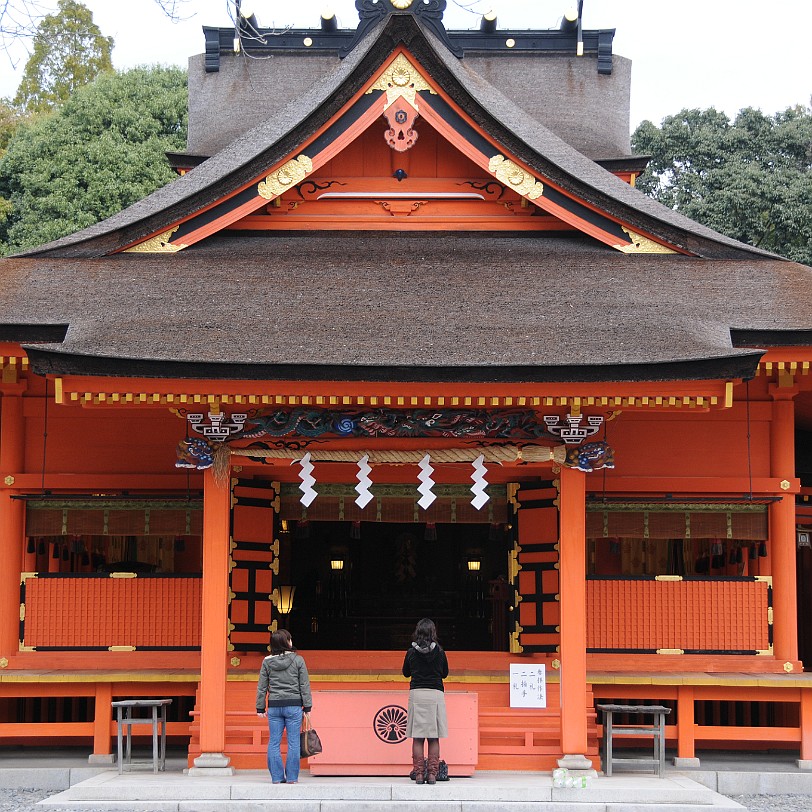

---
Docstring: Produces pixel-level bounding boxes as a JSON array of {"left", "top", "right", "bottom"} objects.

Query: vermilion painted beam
[{"left": 54, "top": 375, "right": 733, "bottom": 400}]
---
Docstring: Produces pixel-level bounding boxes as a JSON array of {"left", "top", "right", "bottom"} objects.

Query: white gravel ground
[{"left": 3, "top": 788, "right": 812, "bottom": 811}]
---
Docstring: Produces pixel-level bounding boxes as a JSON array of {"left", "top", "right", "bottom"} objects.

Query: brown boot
[
  {"left": 426, "top": 755, "right": 440, "bottom": 785},
  {"left": 412, "top": 756, "right": 426, "bottom": 784}
]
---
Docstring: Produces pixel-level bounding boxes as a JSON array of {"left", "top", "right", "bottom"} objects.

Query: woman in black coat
[{"left": 402, "top": 617, "right": 449, "bottom": 784}]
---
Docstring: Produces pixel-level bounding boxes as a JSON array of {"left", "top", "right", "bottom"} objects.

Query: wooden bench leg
[{"left": 604, "top": 713, "right": 613, "bottom": 776}]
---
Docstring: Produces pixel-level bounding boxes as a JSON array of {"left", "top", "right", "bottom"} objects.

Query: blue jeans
[{"left": 266, "top": 705, "right": 302, "bottom": 782}]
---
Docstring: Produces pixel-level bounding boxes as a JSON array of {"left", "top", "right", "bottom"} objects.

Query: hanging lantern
[{"left": 272, "top": 585, "right": 296, "bottom": 615}]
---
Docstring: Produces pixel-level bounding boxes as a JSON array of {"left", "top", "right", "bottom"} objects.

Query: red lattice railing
[
  {"left": 21, "top": 574, "right": 201, "bottom": 649},
  {"left": 586, "top": 577, "right": 771, "bottom": 653}
]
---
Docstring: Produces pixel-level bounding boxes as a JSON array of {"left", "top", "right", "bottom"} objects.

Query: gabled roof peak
[{"left": 347, "top": 0, "right": 459, "bottom": 57}]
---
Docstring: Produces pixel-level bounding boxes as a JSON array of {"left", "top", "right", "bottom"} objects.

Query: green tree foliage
[
  {"left": 632, "top": 104, "right": 812, "bottom": 265},
  {"left": 12, "top": 0, "right": 113, "bottom": 114},
  {"left": 0, "top": 99, "right": 27, "bottom": 235},
  {"left": 0, "top": 65, "right": 187, "bottom": 253}
]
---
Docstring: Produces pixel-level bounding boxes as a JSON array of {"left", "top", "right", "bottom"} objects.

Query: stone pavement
[{"left": 1, "top": 748, "right": 811, "bottom": 811}]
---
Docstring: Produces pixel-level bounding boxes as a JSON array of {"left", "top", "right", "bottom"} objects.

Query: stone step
[{"left": 39, "top": 771, "right": 744, "bottom": 812}]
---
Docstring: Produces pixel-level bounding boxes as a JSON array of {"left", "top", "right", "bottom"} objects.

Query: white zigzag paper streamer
[
  {"left": 417, "top": 453, "right": 436, "bottom": 509},
  {"left": 470, "top": 453, "right": 490, "bottom": 510},
  {"left": 355, "top": 454, "right": 373, "bottom": 508},
  {"left": 296, "top": 452, "right": 317, "bottom": 507}
]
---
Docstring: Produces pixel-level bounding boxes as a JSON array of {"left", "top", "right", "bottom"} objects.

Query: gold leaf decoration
[
  {"left": 124, "top": 227, "right": 187, "bottom": 253},
  {"left": 488, "top": 155, "right": 544, "bottom": 200},
  {"left": 367, "top": 53, "right": 436, "bottom": 107},
  {"left": 615, "top": 226, "right": 677, "bottom": 254},
  {"left": 257, "top": 155, "right": 313, "bottom": 200}
]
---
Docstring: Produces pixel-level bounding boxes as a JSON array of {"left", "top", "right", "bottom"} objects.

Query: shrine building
[{"left": 1, "top": 0, "right": 812, "bottom": 774}]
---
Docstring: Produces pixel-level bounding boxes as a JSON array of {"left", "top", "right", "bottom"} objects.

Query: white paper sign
[{"left": 509, "top": 663, "right": 546, "bottom": 708}]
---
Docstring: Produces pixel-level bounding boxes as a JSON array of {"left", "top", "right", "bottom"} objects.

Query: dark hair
[
  {"left": 413, "top": 617, "right": 439, "bottom": 648},
  {"left": 270, "top": 629, "right": 295, "bottom": 655}
]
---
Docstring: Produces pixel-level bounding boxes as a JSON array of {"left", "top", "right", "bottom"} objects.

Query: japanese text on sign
[{"left": 509, "top": 663, "right": 546, "bottom": 708}]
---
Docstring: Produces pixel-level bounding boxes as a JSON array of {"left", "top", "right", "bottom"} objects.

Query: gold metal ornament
[
  {"left": 615, "top": 226, "right": 676, "bottom": 254},
  {"left": 780, "top": 480, "right": 791, "bottom": 491},
  {"left": 391, "top": 0, "right": 415, "bottom": 7},
  {"left": 230, "top": 657, "right": 241, "bottom": 667},
  {"left": 124, "top": 227, "right": 187, "bottom": 253},
  {"left": 0, "top": 658, "right": 8, "bottom": 668},
  {"left": 784, "top": 661, "right": 795, "bottom": 673},
  {"left": 488, "top": 155, "right": 544, "bottom": 200},
  {"left": 257, "top": 156, "right": 313, "bottom": 199},
  {"left": 367, "top": 53, "right": 436, "bottom": 107},
  {"left": 3, "top": 476, "right": 14, "bottom": 486}
]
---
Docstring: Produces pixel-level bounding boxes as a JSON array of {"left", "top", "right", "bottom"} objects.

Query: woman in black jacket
[{"left": 402, "top": 617, "right": 449, "bottom": 784}]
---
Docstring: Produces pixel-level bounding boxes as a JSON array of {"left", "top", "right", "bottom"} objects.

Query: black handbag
[{"left": 300, "top": 715, "right": 322, "bottom": 758}]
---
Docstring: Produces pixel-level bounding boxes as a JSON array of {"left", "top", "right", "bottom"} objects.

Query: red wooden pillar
[
  {"left": 190, "top": 467, "right": 234, "bottom": 774},
  {"left": 770, "top": 396, "right": 798, "bottom": 666},
  {"left": 0, "top": 393, "right": 25, "bottom": 660},
  {"left": 557, "top": 465, "right": 593, "bottom": 770},
  {"left": 89, "top": 682, "right": 115, "bottom": 764},
  {"left": 674, "top": 685, "right": 699, "bottom": 766},
  {"left": 800, "top": 688, "right": 812, "bottom": 766}
]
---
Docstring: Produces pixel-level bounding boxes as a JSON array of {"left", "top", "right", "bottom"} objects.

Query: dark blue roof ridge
[{"left": 15, "top": 14, "right": 777, "bottom": 261}]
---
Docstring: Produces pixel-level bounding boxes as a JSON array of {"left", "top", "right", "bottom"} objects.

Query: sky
[{"left": 1, "top": 0, "right": 810, "bottom": 130}]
